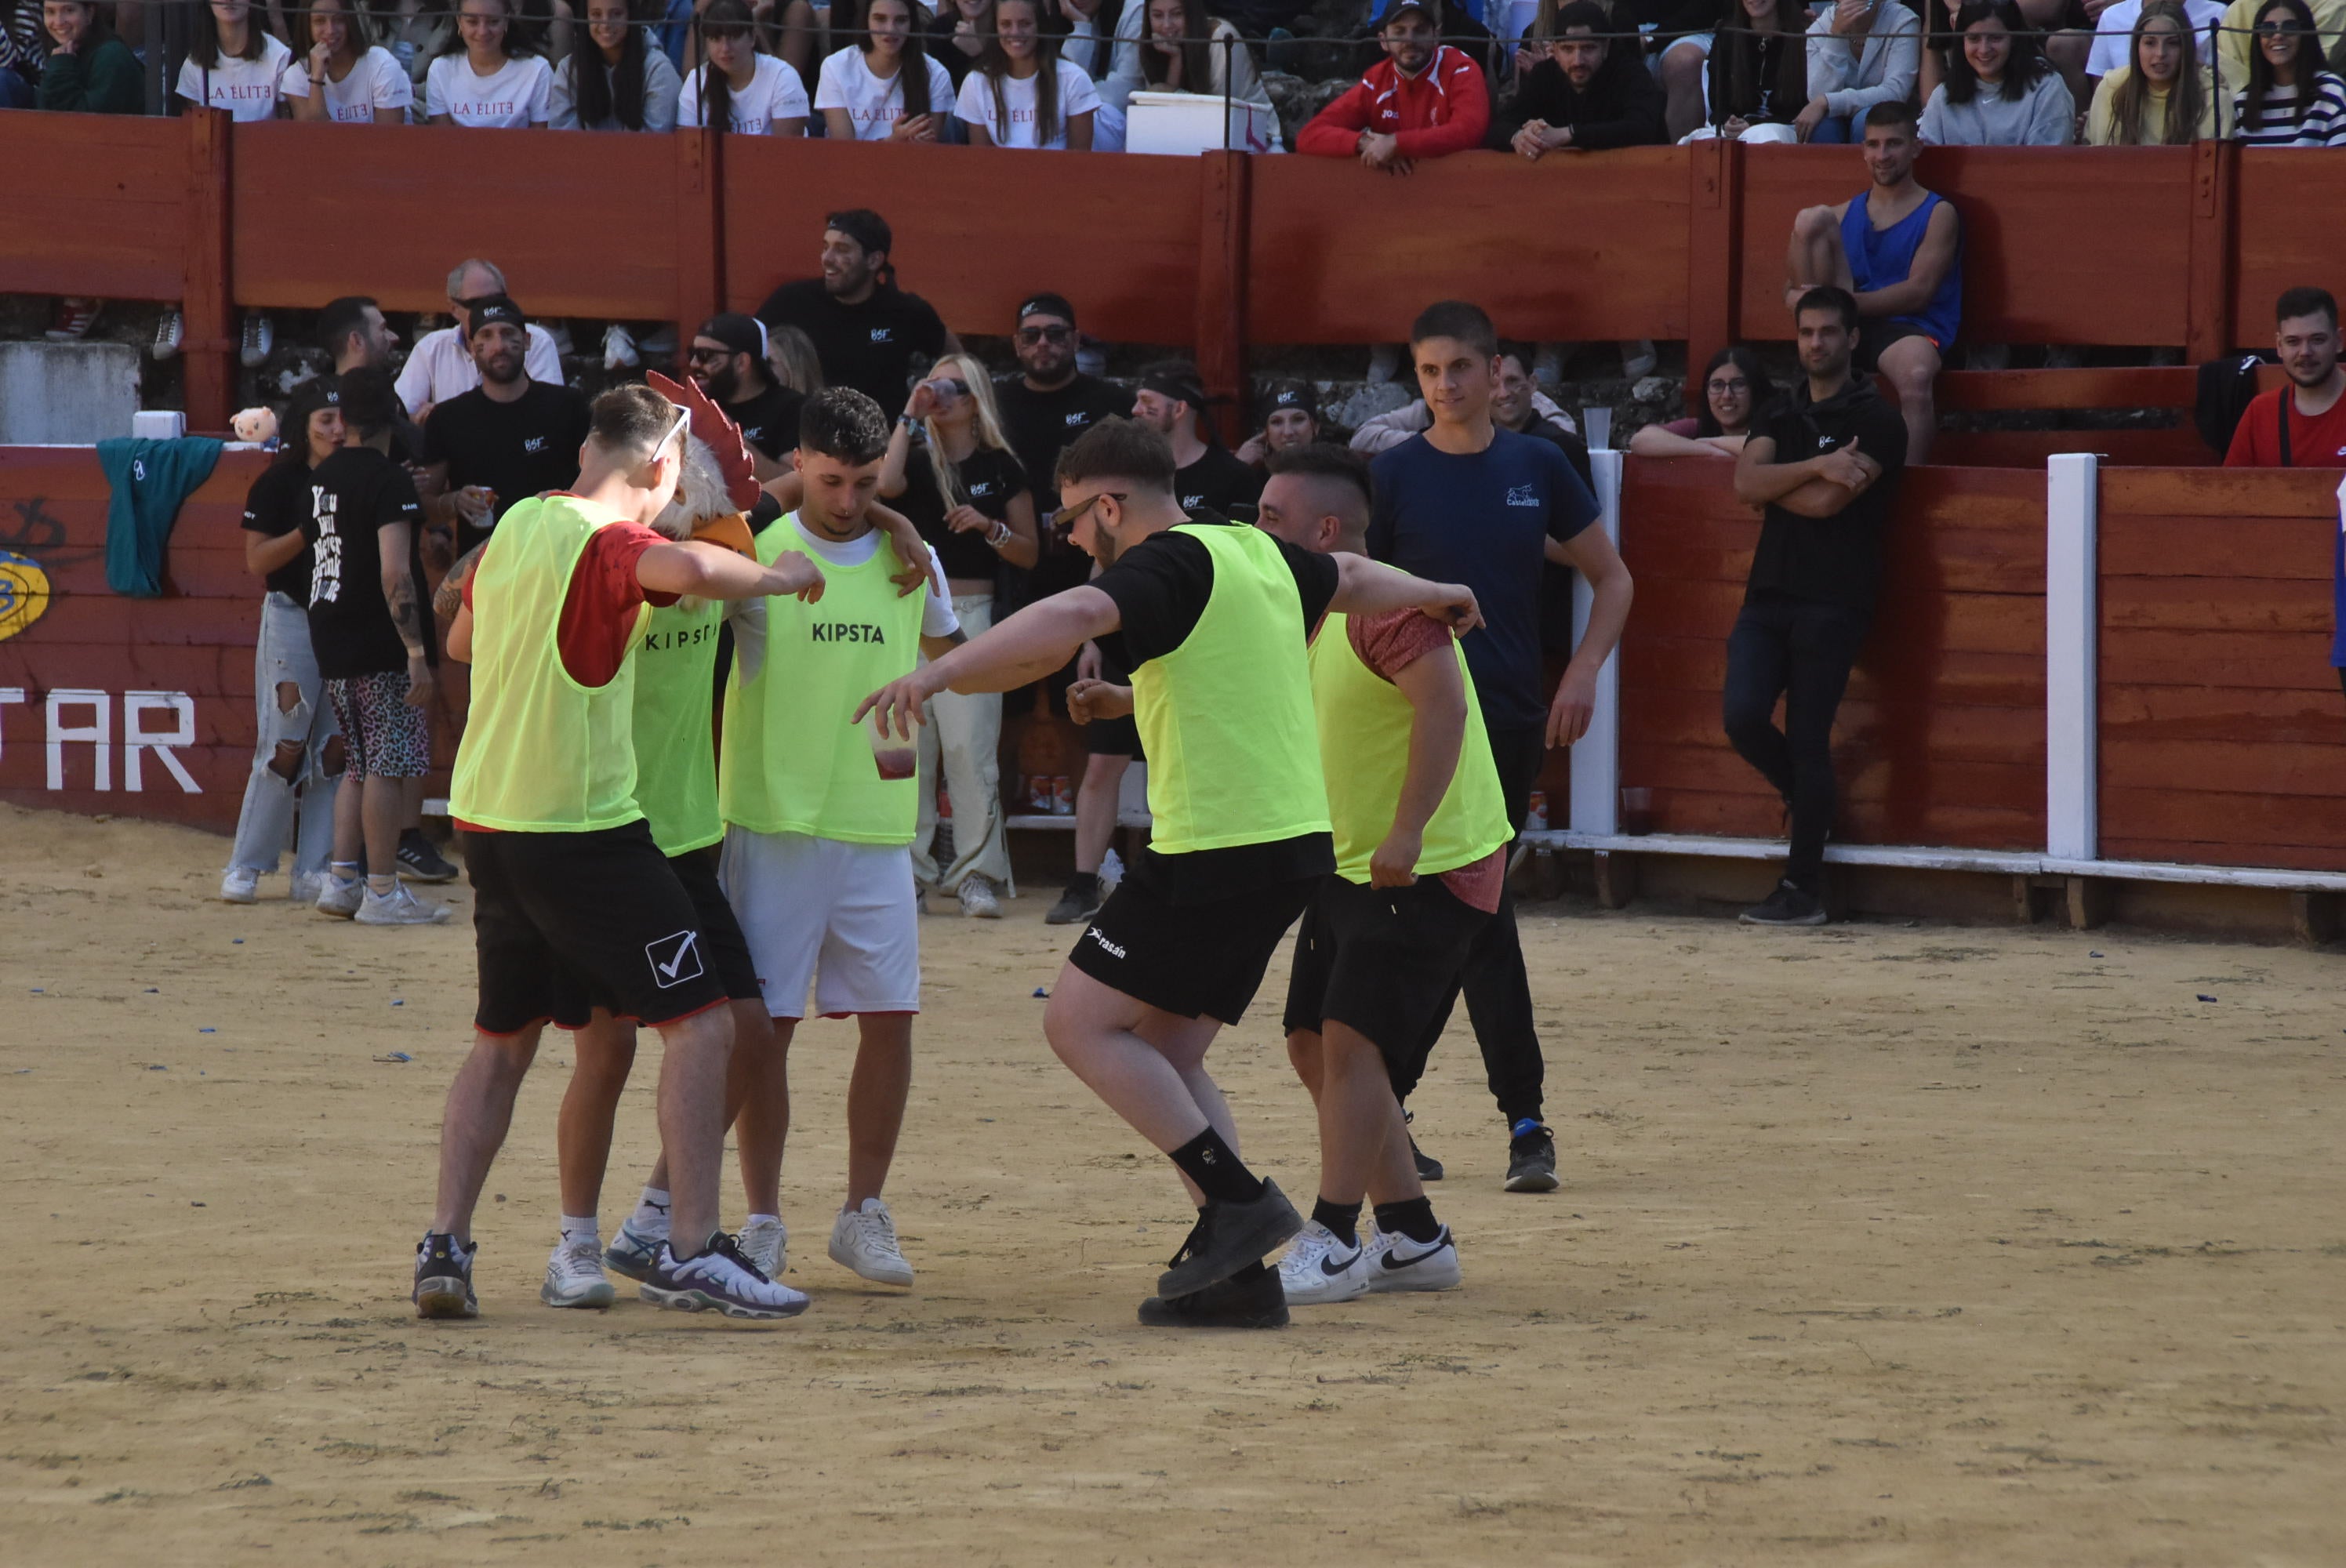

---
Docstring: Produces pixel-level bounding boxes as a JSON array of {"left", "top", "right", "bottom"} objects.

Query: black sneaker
[
  {"left": 1504, "top": 1122, "right": 1561, "bottom": 1193},
  {"left": 1045, "top": 874, "right": 1103, "bottom": 926},
  {"left": 414, "top": 1232, "right": 478, "bottom": 1319},
  {"left": 1739, "top": 879, "right": 1826, "bottom": 927},
  {"left": 397, "top": 829, "right": 459, "bottom": 884},
  {"left": 1138, "top": 1264, "right": 1289, "bottom": 1329},
  {"left": 1404, "top": 1109, "right": 1444, "bottom": 1182},
  {"left": 1157, "top": 1180, "right": 1304, "bottom": 1298}
]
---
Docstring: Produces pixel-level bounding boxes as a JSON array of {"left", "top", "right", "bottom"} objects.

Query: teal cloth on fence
[{"left": 96, "top": 436, "right": 224, "bottom": 597}]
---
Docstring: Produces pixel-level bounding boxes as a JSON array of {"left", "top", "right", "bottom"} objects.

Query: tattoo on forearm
[
  {"left": 431, "top": 541, "right": 487, "bottom": 622},
  {"left": 390, "top": 574, "right": 425, "bottom": 656}
]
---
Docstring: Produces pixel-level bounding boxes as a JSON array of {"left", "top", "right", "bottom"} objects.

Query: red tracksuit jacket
[{"left": 1295, "top": 45, "right": 1491, "bottom": 160}]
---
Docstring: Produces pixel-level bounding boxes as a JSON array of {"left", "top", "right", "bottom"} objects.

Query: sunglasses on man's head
[{"left": 1017, "top": 325, "right": 1074, "bottom": 346}]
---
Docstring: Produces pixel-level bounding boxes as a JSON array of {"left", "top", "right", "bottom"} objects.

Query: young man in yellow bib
[
  {"left": 415, "top": 384, "right": 826, "bottom": 1322},
  {"left": 710, "top": 387, "right": 964, "bottom": 1292},
  {"left": 1256, "top": 445, "right": 1513, "bottom": 1305},
  {"left": 858, "top": 419, "right": 1483, "bottom": 1329}
]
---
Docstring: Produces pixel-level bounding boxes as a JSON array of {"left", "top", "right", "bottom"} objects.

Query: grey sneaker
[
  {"left": 1157, "top": 1181, "right": 1303, "bottom": 1298},
  {"left": 541, "top": 1235, "right": 616, "bottom": 1308},
  {"left": 1739, "top": 880, "right": 1827, "bottom": 927},
  {"left": 1504, "top": 1122, "right": 1560, "bottom": 1193},
  {"left": 1045, "top": 876, "right": 1102, "bottom": 926},
  {"left": 356, "top": 884, "right": 452, "bottom": 926},
  {"left": 603, "top": 1219, "right": 666, "bottom": 1283},
  {"left": 314, "top": 875, "right": 364, "bottom": 919},
  {"left": 220, "top": 866, "right": 260, "bottom": 905},
  {"left": 957, "top": 877, "right": 1002, "bottom": 919}
]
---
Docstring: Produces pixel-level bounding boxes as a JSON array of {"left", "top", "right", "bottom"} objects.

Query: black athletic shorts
[
  {"left": 464, "top": 819, "right": 728, "bottom": 1034},
  {"left": 666, "top": 844, "right": 761, "bottom": 1005},
  {"left": 1852, "top": 318, "right": 1948, "bottom": 374},
  {"left": 1068, "top": 870, "right": 1317, "bottom": 1024},
  {"left": 1280, "top": 875, "right": 1491, "bottom": 1080}
]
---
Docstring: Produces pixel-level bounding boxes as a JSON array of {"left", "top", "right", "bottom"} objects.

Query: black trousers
[
  {"left": 1396, "top": 720, "right": 1546, "bottom": 1128},
  {"left": 1721, "top": 597, "right": 1871, "bottom": 890}
]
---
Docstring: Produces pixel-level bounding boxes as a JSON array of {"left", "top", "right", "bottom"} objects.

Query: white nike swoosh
[{"left": 1382, "top": 1241, "right": 1447, "bottom": 1269}]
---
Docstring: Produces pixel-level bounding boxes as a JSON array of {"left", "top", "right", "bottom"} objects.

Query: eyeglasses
[
  {"left": 1705, "top": 377, "right": 1751, "bottom": 395},
  {"left": 1016, "top": 325, "right": 1074, "bottom": 346},
  {"left": 1050, "top": 490, "right": 1128, "bottom": 532}
]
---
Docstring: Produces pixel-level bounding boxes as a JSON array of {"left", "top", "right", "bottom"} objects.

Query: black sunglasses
[{"left": 1017, "top": 325, "right": 1074, "bottom": 345}]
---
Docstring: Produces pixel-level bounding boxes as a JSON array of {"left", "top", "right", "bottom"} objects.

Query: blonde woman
[{"left": 879, "top": 354, "right": 1039, "bottom": 916}]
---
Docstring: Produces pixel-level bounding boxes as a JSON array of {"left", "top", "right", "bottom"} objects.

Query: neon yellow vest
[
  {"left": 1131, "top": 522, "right": 1329, "bottom": 855},
  {"left": 1309, "top": 611, "right": 1513, "bottom": 883},
  {"left": 720, "top": 515, "right": 926, "bottom": 845},
  {"left": 449, "top": 495, "right": 650, "bottom": 833},
  {"left": 630, "top": 597, "right": 724, "bottom": 855}
]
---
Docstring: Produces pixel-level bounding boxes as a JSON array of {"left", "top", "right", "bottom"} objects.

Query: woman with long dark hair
[
  {"left": 678, "top": 0, "right": 808, "bottom": 132},
  {"left": 1103, "top": 0, "right": 1275, "bottom": 143},
  {"left": 287, "top": 0, "right": 413, "bottom": 122},
  {"left": 552, "top": 0, "right": 682, "bottom": 127},
  {"left": 222, "top": 377, "right": 347, "bottom": 908},
  {"left": 2232, "top": 0, "right": 2346, "bottom": 143},
  {"left": 1919, "top": 0, "right": 2075, "bottom": 142},
  {"left": 426, "top": 0, "right": 554, "bottom": 124},
  {"left": 815, "top": 0, "right": 951, "bottom": 139},
  {"left": 956, "top": 0, "right": 1096, "bottom": 147},
  {"left": 1686, "top": 0, "right": 1808, "bottom": 142},
  {"left": 1629, "top": 346, "right": 1772, "bottom": 458},
  {"left": 177, "top": 0, "right": 294, "bottom": 116},
  {"left": 34, "top": 0, "right": 141, "bottom": 114}
]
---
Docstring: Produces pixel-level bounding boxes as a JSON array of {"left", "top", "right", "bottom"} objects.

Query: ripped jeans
[{"left": 226, "top": 592, "right": 342, "bottom": 878}]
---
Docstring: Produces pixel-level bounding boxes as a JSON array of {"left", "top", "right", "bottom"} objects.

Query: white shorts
[{"left": 718, "top": 828, "right": 921, "bottom": 1019}]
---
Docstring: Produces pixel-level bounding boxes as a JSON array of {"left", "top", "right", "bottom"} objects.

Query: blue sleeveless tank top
[{"left": 1841, "top": 191, "right": 1962, "bottom": 350}]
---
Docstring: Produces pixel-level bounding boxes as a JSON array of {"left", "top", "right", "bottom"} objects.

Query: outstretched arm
[
  {"left": 856, "top": 586, "right": 1120, "bottom": 737},
  {"left": 1328, "top": 552, "right": 1484, "bottom": 632}
]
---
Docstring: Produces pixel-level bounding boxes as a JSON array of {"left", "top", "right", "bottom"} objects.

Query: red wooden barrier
[
  {"left": 1617, "top": 456, "right": 2047, "bottom": 851},
  {"left": 2097, "top": 466, "right": 2344, "bottom": 872}
]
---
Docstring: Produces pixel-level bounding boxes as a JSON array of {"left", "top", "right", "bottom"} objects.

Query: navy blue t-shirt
[{"left": 1366, "top": 427, "right": 1599, "bottom": 731}]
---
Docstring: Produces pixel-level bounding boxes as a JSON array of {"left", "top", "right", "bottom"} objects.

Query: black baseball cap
[
  {"left": 1261, "top": 379, "right": 1320, "bottom": 423},
  {"left": 1017, "top": 291, "right": 1078, "bottom": 328},
  {"left": 1375, "top": 0, "right": 1439, "bottom": 24},
  {"left": 1138, "top": 360, "right": 1209, "bottom": 409},
  {"left": 468, "top": 295, "right": 528, "bottom": 333},
  {"left": 824, "top": 208, "right": 892, "bottom": 259},
  {"left": 699, "top": 311, "right": 768, "bottom": 358}
]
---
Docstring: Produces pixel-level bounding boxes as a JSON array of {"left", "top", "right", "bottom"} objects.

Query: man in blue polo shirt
[{"left": 1366, "top": 298, "right": 1633, "bottom": 1193}]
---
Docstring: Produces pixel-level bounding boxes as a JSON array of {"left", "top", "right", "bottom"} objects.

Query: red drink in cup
[{"left": 867, "top": 709, "right": 918, "bottom": 781}]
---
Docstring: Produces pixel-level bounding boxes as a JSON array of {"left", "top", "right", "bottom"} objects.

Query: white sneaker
[
  {"left": 289, "top": 870, "right": 326, "bottom": 905},
  {"left": 641, "top": 1234, "right": 808, "bottom": 1319},
  {"left": 601, "top": 324, "right": 638, "bottom": 370},
  {"left": 1278, "top": 1220, "right": 1371, "bottom": 1305},
  {"left": 957, "top": 877, "right": 1001, "bottom": 919},
  {"left": 314, "top": 875, "right": 363, "bottom": 919},
  {"left": 220, "top": 866, "right": 260, "bottom": 904},
  {"left": 355, "top": 884, "right": 452, "bottom": 926},
  {"left": 739, "top": 1215, "right": 789, "bottom": 1279},
  {"left": 828, "top": 1197, "right": 914, "bottom": 1287},
  {"left": 1366, "top": 1224, "right": 1462, "bottom": 1294},
  {"left": 540, "top": 1235, "right": 616, "bottom": 1308},
  {"left": 240, "top": 313, "right": 274, "bottom": 368}
]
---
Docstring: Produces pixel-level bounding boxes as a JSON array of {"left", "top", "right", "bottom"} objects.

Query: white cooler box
[{"left": 1124, "top": 89, "right": 1280, "bottom": 155}]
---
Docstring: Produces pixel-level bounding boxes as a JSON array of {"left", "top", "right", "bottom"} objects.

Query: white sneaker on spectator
[
  {"left": 354, "top": 884, "right": 452, "bottom": 926},
  {"left": 739, "top": 1215, "right": 789, "bottom": 1279},
  {"left": 1366, "top": 343, "right": 1400, "bottom": 384},
  {"left": 602, "top": 325, "right": 638, "bottom": 370},
  {"left": 45, "top": 299, "right": 100, "bottom": 342},
  {"left": 314, "top": 875, "right": 363, "bottom": 920},
  {"left": 220, "top": 867, "right": 260, "bottom": 905},
  {"left": 152, "top": 308, "right": 183, "bottom": 361},
  {"left": 957, "top": 877, "right": 1001, "bottom": 919},
  {"left": 240, "top": 314, "right": 273, "bottom": 368},
  {"left": 1620, "top": 339, "right": 1658, "bottom": 380},
  {"left": 828, "top": 1198, "right": 914, "bottom": 1287},
  {"left": 289, "top": 870, "right": 326, "bottom": 905}
]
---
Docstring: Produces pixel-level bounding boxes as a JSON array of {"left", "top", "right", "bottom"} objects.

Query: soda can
[
  {"left": 1525, "top": 790, "right": 1548, "bottom": 831},
  {"left": 1052, "top": 775, "right": 1074, "bottom": 815}
]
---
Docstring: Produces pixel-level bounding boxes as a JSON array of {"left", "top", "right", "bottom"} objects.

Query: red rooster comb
[{"left": 646, "top": 369, "right": 760, "bottom": 514}]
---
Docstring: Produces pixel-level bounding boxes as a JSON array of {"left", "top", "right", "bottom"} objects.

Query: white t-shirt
[
  {"left": 176, "top": 33, "right": 294, "bottom": 120},
  {"left": 283, "top": 45, "right": 415, "bottom": 122},
  {"left": 2086, "top": 0, "right": 2225, "bottom": 78},
  {"left": 953, "top": 59, "right": 1100, "bottom": 148},
  {"left": 813, "top": 45, "right": 954, "bottom": 139},
  {"left": 425, "top": 51, "right": 554, "bottom": 125},
  {"left": 392, "top": 323, "right": 566, "bottom": 416},
  {"left": 677, "top": 54, "right": 811, "bottom": 132}
]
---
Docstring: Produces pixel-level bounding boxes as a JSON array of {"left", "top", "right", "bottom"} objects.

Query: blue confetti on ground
[
  {"left": 1033, "top": 987, "right": 1050, "bottom": 999},
  {"left": 2196, "top": 994, "right": 2217, "bottom": 1003}
]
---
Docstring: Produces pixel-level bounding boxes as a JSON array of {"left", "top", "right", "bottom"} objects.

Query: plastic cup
[
  {"left": 1619, "top": 786, "right": 1654, "bottom": 837},
  {"left": 867, "top": 708, "right": 919, "bottom": 782},
  {"left": 1582, "top": 406, "right": 1614, "bottom": 452}
]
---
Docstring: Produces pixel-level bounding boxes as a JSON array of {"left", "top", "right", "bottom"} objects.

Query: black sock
[
  {"left": 1066, "top": 871, "right": 1099, "bottom": 893},
  {"left": 1310, "top": 1196, "right": 1361, "bottom": 1248},
  {"left": 1168, "top": 1128, "right": 1266, "bottom": 1205},
  {"left": 1374, "top": 1196, "right": 1441, "bottom": 1245}
]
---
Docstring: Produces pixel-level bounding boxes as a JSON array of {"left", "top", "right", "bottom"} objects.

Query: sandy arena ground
[{"left": 1, "top": 804, "right": 2341, "bottom": 1566}]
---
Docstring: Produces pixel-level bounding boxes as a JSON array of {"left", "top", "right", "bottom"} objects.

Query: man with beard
[
  {"left": 1727, "top": 284, "right": 1908, "bottom": 927},
  {"left": 1497, "top": 0, "right": 1669, "bottom": 156},
  {"left": 2223, "top": 285, "right": 2346, "bottom": 708},
  {"left": 755, "top": 209, "right": 960, "bottom": 413},
  {"left": 393, "top": 257, "right": 566, "bottom": 423},
  {"left": 688, "top": 313, "right": 803, "bottom": 477},
  {"left": 422, "top": 297, "right": 594, "bottom": 558},
  {"left": 993, "top": 292, "right": 1127, "bottom": 536},
  {"left": 1783, "top": 100, "right": 1962, "bottom": 465}
]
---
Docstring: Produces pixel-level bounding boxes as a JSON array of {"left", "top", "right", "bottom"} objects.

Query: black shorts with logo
[
  {"left": 666, "top": 844, "right": 761, "bottom": 1005},
  {"left": 1280, "top": 874, "right": 1491, "bottom": 1082},
  {"left": 1067, "top": 870, "right": 1317, "bottom": 1025},
  {"left": 464, "top": 819, "right": 728, "bottom": 1034}
]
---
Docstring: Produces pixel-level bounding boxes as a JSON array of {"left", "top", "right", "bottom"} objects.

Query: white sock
[
  {"left": 746, "top": 1212, "right": 781, "bottom": 1230},
  {"left": 631, "top": 1187, "right": 671, "bottom": 1237},
  {"left": 560, "top": 1213, "right": 597, "bottom": 1243}
]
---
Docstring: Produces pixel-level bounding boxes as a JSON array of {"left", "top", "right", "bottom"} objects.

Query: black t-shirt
[
  {"left": 727, "top": 379, "right": 805, "bottom": 463},
  {"left": 998, "top": 372, "right": 1133, "bottom": 598},
  {"left": 1090, "top": 514, "right": 1341, "bottom": 902},
  {"left": 423, "top": 379, "right": 592, "bottom": 556},
  {"left": 304, "top": 445, "right": 425, "bottom": 680},
  {"left": 1174, "top": 445, "right": 1265, "bottom": 524},
  {"left": 755, "top": 278, "right": 950, "bottom": 415},
  {"left": 241, "top": 459, "right": 314, "bottom": 601},
  {"left": 1747, "top": 380, "right": 1910, "bottom": 614},
  {"left": 895, "top": 444, "right": 1029, "bottom": 583}
]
